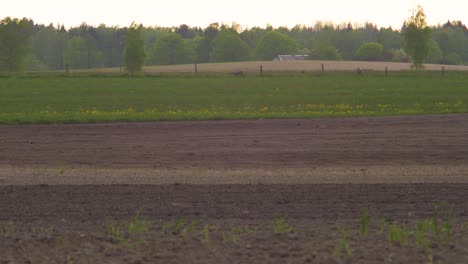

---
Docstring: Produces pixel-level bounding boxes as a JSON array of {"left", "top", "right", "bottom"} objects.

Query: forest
[{"left": 0, "top": 17, "right": 467, "bottom": 72}]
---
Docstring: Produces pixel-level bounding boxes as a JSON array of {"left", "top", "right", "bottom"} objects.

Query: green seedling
[
  {"left": 222, "top": 231, "right": 239, "bottom": 244},
  {"left": 379, "top": 218, "right": 392, "bottom": 234},
  {"left": 432, "top": 206, "right": 441, "bottom": 241},
  {"left": 202, "top": 224, "right": 218, "bottom": 246},
  {"left": 414, "top": 220, "right": 431, "bottom": 248},
  {"left": 442, "top": 209, "right": 454, "bottom": 243},
  {"left": 2, "top": 221, "right": 15, "bottom": 238},
  {"left": 388, "top": 224, "right": 409, "bottom": 246},
  {"left": 106, "top": 222, "right": 126, "bottom": 245},
  {"left": 128, "top": 212, "right": 150, "bottom": 235},
  {"left": 272, "top": 216, "right": 293, "bottom": 234},
  {"left": 162, "top": 218, "right": 186, "bottom": 234},
  {"left": 182, "top": 220, "right": 200, "bottom": 240},
  {"left": 66, "top": 255, "right": 73, "bottom": 264},
  {"left": 334, "top": 227, "right": 351, "bottom": 257},
  {"left": 56, "top": 234, "right": 64, "bottom": 247},
  {"left": 360, "top": 209, "right": 370, "bottom": 236},
  {"left": 31, "top": 225, "right": 55, "bottom": 239},
  {"left": 58, "top": 166, "right": 65, "bottom": 175}
]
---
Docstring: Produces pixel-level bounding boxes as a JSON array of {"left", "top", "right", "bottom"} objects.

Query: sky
[{"left": 1, "top": 0, "right": 467, "bottom": 29}]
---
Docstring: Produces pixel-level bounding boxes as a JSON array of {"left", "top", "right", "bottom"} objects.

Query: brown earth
[
  {"left": 83, "top": 60, "right": 468, "bottom": 74},
  {"left": 0, "top": 114, "right": 468, "bottom": 263}
]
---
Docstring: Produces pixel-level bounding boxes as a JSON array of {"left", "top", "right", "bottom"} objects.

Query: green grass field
[{"left": 0, "top": 72, "right": 467, "bottom": 124}]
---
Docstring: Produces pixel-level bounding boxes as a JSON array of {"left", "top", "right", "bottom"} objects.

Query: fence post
[
  {"left": 260, "top": 64, "right": 263, "bottom": 75},
  {"left": 194, "top": 63, "right": 198, "bottom": 74},
  {"left": 385, "top": 66, "right": 388, "bottom": 77},
  {"left": 321, "top": 64, "right": 325, "bottom": 73},
  {"left": 442, "top": 66, "right": 445, "bottom": 77}
]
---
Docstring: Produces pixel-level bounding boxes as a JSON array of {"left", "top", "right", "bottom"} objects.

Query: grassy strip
[{"left": 0, "top": 72, "right": 467, "bottom": 124}]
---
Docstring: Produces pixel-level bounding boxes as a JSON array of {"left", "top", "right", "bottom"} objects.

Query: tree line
[{"left": 1, "top": 13, "right": 467, "bottom": 72}]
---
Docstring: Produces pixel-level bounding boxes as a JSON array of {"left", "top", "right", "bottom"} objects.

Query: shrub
[
  {"left": 355, "top": 42, "right": 384, "bottom": 61},
  {"left": 309, "top": 45, "right": 342, "bottom": 61}
]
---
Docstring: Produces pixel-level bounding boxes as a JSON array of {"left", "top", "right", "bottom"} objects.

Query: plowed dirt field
[{"left": 1, "top": 114, "right": 467, "bottom": 263}]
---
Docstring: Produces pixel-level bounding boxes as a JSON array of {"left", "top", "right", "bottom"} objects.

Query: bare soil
[
  {"left": 87, "top": 60, "right": 468, "bottom": 74},
  {"left": 1, "top": 114, "right": 467, "bottom": 263}
]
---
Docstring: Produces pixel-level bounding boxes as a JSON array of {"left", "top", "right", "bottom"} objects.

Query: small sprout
[
  {"left": 128, "top": 212, "right": 150, "bottom": 235},
  {"left": 202, "top": 224, "right": 218, "bottom": 246},
  {"left": 443, "top": 208, "right": 454, "bottom": 243},
  {"left": 58, "top": 166, "right": 65, "bottom": 175},
  {"left": 334, "top": 227, "right": 351, "bottom": 257},
  {"left": 2, "top": 221, "right": 15, "bottom": 238},
  {"left": 106, "top": 222, "right": 126, "bottom": 245},
  {"left": 414, "top": 220, "right": 431, "bottom": 248},
  {"left": 272, "top": 216, "right": 293, "bottom": 234},
  {"left": 388, "top": 223, "right": 409, "bottom": 246},
  {"left": 162, "top": 218, "right": 186, "bottom": 234},
  {"left": 432, "top": 206, "right": 441, "bottom": 241},
  {"left": 222, "top": 231, "right": 239, "bottom": 244},
  {"left": 360, "top": 209, "right": 370, "bottom": 236},
  {"left": 182, "top": 220, "right": 200, "bottom": 240},
  {"left": 56, "top": 234, "right": 64, "bottom": 246},
  {"left": 31, "top": 225, "right": 55, "bottom": 239}
]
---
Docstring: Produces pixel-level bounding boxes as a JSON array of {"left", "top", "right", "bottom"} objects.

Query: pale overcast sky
[{"left": 1, "top": 0, "right": 466, "bottom": 29}]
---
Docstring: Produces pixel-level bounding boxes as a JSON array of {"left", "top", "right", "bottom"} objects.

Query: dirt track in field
[
  {"left": 88, "top": 60, "right": 468, "bottom": 74},
  {"left": 1, "top": 114, "right": 468, "bottom": 263}
]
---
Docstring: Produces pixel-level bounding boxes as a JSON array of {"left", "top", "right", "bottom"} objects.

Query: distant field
[
  {"left": 0, "top": 72, "right": 467, "bottom": 124},
  {"left": 78, "top": 60, "right": 468, "bottom": 74}
]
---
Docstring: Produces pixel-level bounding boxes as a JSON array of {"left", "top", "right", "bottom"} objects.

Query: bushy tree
[
  {"left": 390, "top": 49, "right": 410, "bottom": 62},
  {"left": 124, "top": 23, "right": 146, "bottom": 74},
  {"left": 65, "top": 36, "right": 88, "bottom": 69},
  {"left": 195, "top": 23, "right": 219, "bottom": 63},
  {"left": 210, "top": 29, "right": 250, "bottom": 62},
  {"left": 308, "top": 45, "right": 342, "bottom": 61},
  {"left": 355, "top": 42, "right": 384, "bottom": 61},
  {"left": 147, "top": 33, "right": 194, "bottom": 65},
  {"left": 426, "top": 40, "right": 443, "bottom": 64},
  {"left": 65, "top": 35, "right": 103, "bottom": 69},
  {"left": 403, "top": 5, "right": 432, "bottom": 68},
  {"left": 31, "top": 24, "right": 68, "bottom": 70},
  {"left": 0, "top": 17, "right": 33, "bottom": 72},
  {"left": 444, "top": 52, "right": 462, "bottom": 65},
  {"left": 255, "top": 31, "right": 298, "bottom": 60}
]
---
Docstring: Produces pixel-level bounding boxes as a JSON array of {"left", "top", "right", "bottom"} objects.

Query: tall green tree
[
  {"left": 30, "top": 24, "right": 67, "bottom": 70},
  {"left": 195, "top": 23, "right": 219, "bottom": 63},
  {"left": 403, "top": 5, "right": 432, "bottom": 68},
  {"left": 426, "top": 40, "right": 443, "bottom": 64},
  {"left": 255, "top": 31, "right": 298, "bottom": 60},
  {"left": 355, "top": 42, "right": 384, "bottom": 61},
  {"left": 124, "top": 23, "right": 146, "bottom": 74},
  {"left": 308, "top": 45, "right": 342, "bottom": 61},
  {"left": 147, "top": 33, "right": 194, "bottom": 65},
  {"left": 0, "top": 17, "right": 33, "bottom": 72},
  {"left": 65, "top": 35, "right": 103, "bottom": 69},
  {"left": 210, "top": 29, "right": 250, "bottom": 62},
  {"left": 65, "top": 36, "right": 88, "bottom": 69}
]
